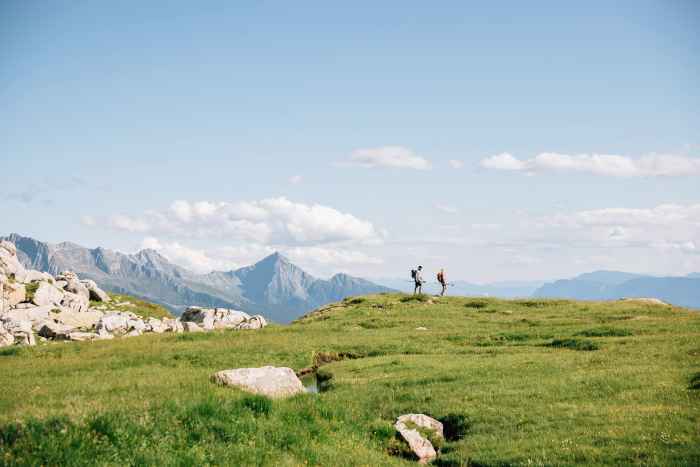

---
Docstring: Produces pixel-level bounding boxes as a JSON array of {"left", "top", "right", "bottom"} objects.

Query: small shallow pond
[{"left": 300, "top": 373, "right": 319, "bottom": 393}]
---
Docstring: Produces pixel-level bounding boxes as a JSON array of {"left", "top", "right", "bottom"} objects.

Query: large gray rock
[
  {"left": 38, "top": 321, "right": 74, "bottom": 340},
  {"left": 53, "top": 309, "right": 103, "bottom": 330},
  {"left": 0, "top": 327, "right": 14, "bottom": 347},
  {"left": 95, "top": 312, "right": 130, "bottom": 335},
  {"left": 1, "top": 282, "right": 26, "bottom": 307},
  {"left": 32, "top": 282, "right": 64, "bottom": 307},
  {"left": 394, "top": 414, "right": 444, "bottom": 464},
  {"left": 182, "top": 306, "right": 254, "bottom": 330},
  {"left": 60, "top": 291, "right": 89, "bottom": 313},
  {"left": 0, "top": 242, "right": 26, "bottom": 279},
  {"left": 3, "top": 305, "right": 53, "bottom": 326},
  {"left": 236, "top": 315, "right": 268, "bottom": 330},
  {"left": 80, "top": 280, "right": 110, "bottom": 302},
  {"left": 126, "top": 317, "right": 146, "bottom": 333},
  {"left": 21, "top": 270, "right": 52, "bottom": 284},
  {"left": 68, "top": 331, "right": 100, "bottom": 342},
  {"left": 2, "top": 318, "right": 36, "bottom": 346},
  {"left": 183, "top": 321, "right": 204, "bottom": 333},
  {"left": 0, "top": 241, "right": 17, "bottom": 257},
  {"left": 214, "top": 308, "right": 251, "bottom": 329},
  {"left": 162, "top": 318, "right": 184, "bottom": 333},
  {"left": 181, "top": 307, "right": 215, "bottom": 330},
  {"left": 64, "top": 279, "right": 90, "bottom": 301},
  {"left": 211, "top": 366, "right": 305, "bottom": 399},
  {"left": 145, "top": 318, "right": 166, "bottom": 333}
]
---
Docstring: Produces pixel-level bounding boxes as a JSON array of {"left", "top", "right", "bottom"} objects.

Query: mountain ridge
[{"left": 2, "top": 233, "right": 394, "bottom": 322}]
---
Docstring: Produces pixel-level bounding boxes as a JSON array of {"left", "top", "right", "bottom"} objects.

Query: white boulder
[
  {"left": 236, "top": 315, "right": 268, "bottom": 330},
  {"left": 95, "top": 312, "right": 130, "bottom": 335},
  {"left": 1, "top": 282, "right": 26, "bottom": 307},
  {"left": 211, "top": 366, "right": 305, "bottom": 399},
  {"left": 183, "top": 321, "right": 204, "bottom": 333},
  {"left": 80, "top": 280, "right": 110, "bottom": 302},
  {"left": 60, "top": 291, "right": 90, "bottom": 313},
  {"left": 2, "top": 318, "right": 36, "bottom": 346},
  {"left": 32, "top": 282, "right": 64, "bottom": 307},
  {"left": 394, "top": 414, "right": 444, "bottom": 464},
  {"left": 38, "top": 321, "right": 74, "bottom": 340}
]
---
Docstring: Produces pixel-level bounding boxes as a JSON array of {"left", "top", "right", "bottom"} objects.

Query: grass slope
[
  {"left": 90, "top": 293, "right": 173, "bottom": 319},
  {"left": 1, "top": 294, "right": 699, "bottom": 466}
]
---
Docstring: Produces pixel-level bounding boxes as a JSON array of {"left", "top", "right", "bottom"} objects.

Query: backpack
[
  {"left": 437, "top": 272, "right": 444, "bottom": 283},
  {"left": 411, "top": 269, "right": 417, "bottom": 280}
]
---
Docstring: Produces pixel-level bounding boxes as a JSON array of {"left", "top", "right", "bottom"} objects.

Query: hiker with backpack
[
  {"left": 412, "top": 265, "right": 424, "bottom": 294},
  {"left": 437, "top": 268, "right": 447, "bottom": 296}
]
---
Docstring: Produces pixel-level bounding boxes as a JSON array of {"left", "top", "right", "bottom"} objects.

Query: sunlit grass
[{"left": 1, "top": 294, "right": 698, "bottom": 465}]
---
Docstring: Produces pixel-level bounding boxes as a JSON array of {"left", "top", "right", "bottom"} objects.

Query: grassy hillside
[
  {"left": 1, "top": 294, "right": 698, "bottom": 466},
  {"left": 91, "top": 293, "right": 173, "bottom": 319}
]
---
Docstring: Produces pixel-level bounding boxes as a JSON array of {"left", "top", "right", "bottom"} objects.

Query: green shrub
[
  {"left": 24, "top": 282, "right": 39, "bottom": 302},
  {"left": 400, "top": 294, "right": 430, "bottom": 303},
  {"left": 464, "top": 300, "right": 488, "bottom": 309},
  {"left": 546, "top": 338, "right": 599, "bottom": 351},
  {"left": 689, "top": 372, "right": 700, "bottom": 390},
  {"left": 575, "top": 327, "right": 633, "bottom": 337}
]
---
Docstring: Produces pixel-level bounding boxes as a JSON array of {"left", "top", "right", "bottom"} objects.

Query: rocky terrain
[
  {"left": 0, "top": 240, "right": 267, "bottom": 348},
  {"left": 3, "top": 233, "right": 394, "bottom": 322}
]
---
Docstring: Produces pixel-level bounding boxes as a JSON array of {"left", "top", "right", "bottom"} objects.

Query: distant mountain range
[
  {"left": 377, "top": 269, "right": 699, "bottom": 309},
  {"left": 534, "top": 270, "right": 700, "bottom": 309},
  {"left": 374, "top": 278, "right": 544, "bottom": 298},
  {"left": 2, "top": 234, "right": 394, "bottom": 323}
]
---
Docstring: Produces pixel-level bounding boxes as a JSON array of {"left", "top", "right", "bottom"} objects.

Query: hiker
[
  {"left": 412, "top": 265, "right": 424, "bottom": 294},
  {"left": 437, "top": 268, "right": 447, "bottom": 296}
]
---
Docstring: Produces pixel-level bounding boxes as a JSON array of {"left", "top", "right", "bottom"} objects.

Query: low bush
[{"left": 546, "top": 338, "right": 599, "bottom": 351}]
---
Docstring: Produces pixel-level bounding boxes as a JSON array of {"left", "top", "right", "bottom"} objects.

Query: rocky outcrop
[
  {"left": 31, "top": 282, "right": 64, "bottom": 307},
  {"left": 211, "top": 366, "right": 304, "bottom": 399},
  {"left": 0, "top": 240, "right": 268, "bottom": 348},
  {"left": 181, "top": 306, "right": 268, "bottom": 331},
  {"left": 395, "top": 414, "right": 444, "bottom": 464}
]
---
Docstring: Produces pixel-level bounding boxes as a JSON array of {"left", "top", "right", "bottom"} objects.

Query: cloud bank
[
  {"left": 347, "top": 146, "right": 431, "bottom": 170},
  {"left": 481, "top": 152, "right": 700, "bottom": 177}
]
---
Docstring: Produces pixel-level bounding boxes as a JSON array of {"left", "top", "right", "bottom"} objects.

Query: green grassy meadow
[{"left": 1, "top": 294, "right": 698, "bottom": 466}]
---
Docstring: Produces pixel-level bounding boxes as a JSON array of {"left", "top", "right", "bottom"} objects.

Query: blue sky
[{"left": 2, "top": 1, "right": 699, "bottom": 281}]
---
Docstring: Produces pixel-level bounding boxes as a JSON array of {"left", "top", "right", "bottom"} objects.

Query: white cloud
[
  {"left": 448, "top": 159, "right": 464, "bottom": 169},
  {"left": 107, "top": 197, "right": 383, "bottom": 245},
  {"left": 289, "top": 175, "right": 303, "bottom": 184},
  {"left": 435, "top": 204, "right": 458, "bottom": 214},
  {"left": 80, "top": 215, "right": 96, "bottom": 227},
  {"left": 347, "top": 146, "right": 431, "bottom": 170},
  {"left": 140, "top": 237, "right": 231, "bottom": 273},
  {"left": 110, "top": 214, "right": 150, "bottom": 232},
  {"left": 480, "top": 153, "right": 527, "bottom": 171},
  {"left": 285, "top": 247, "right": 383, "bottom": 266},
  {"left": 137, "top": 237, "right": 382, "bottom": 275},
  {"left": 481, "top": 152, "right": 700, "bottom": 177}
]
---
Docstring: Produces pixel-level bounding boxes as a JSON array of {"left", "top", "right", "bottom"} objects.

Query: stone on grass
[
  {"left": 38, "top": 321, "right": 74, "bottom": 340},
  {"left": 68, "top": 331, "right": 100, "bottom": 342},
  {"left": 81, "top": 280, "right": 111, "bottom": 302},
  {"left": 395, "top": 414, "right": 444, "bottom": 464},
  {"left": 2, "top": 319, "right": 36, "bottom": 346},
  {"left": 236, "top": 315, "right": 268, "bottom": 330},
  {"left": 0, "top": 327, "right": 14, "bottom": 347},
  {"left": 183, "top": 321, "right": 204, "bottom": 333},
  {"left": 2, "top": 282, "right": 26, "bottom": 307},
  {"left": 32, "top": 282, "right": 64, "bottom": 307},
  {"left": 60, "top": 291, "right": 90, "bottom": 313},
  {"left": 211, "top": 366, "right": 305, "bottom": 399}
]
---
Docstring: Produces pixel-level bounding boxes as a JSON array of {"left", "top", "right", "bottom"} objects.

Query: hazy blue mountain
[
  {"left": 374, "top": 277, "right": 543, "bottom": 297},
  {"left": 2, "top": 233, "right": 394, "bottom": 322},
  {"left": 534, "top": 270, "right": 700, "bottom": 309}
]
